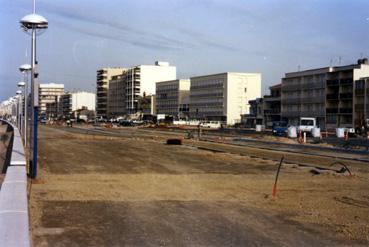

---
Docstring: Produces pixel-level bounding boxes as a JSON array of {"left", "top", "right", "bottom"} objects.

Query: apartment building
[
  {"left": 241, "top": 98, "right": 264, "bottom": 127},
  {"left": 263, "top": 84, "right": 282, "bottom": 128},
  {"left": 96, "top": 68, "right": 126, "bottom": 118},
  {"left": 39, "top": 83, "right": 64, "bottom": 118},
  {"left": 107, "top": 61, "right": 176, "bottom": 117},
  {"left": 156, "top": 79, "right": 190, "bottom": 118},
  {"left": 281, "top": 58, "right": 369, "bottom": 130},
  {"left": 59, "top": 91, "right": 96, "bottom": 118},
  {"left": 189, "top": 72, "right": 261, "bottom": 125}
]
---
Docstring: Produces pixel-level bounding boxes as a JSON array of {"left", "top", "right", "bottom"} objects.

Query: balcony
[
  {"left": 327, "top": 79, "right": 339, "bottom": 87},
  {"left": 339, "top": 108, "right": 352, "bottom": 114},
  {"left": 301, "top": 82, "right": 325, "bottom": 90},
  {"left": 340, "top": 78, "right": 353, "bottom": 85},
  {"left": 282, "top": 84, "right": 300, "bottom": 91},
  {"left": 355, "top": 89, "right": 365, "bottom": 96},
  {"left": 281, "top": 98, "right": 301, "bottom": 104},
  {"left": 301, "top": 95, "right": 325, "bottom": 104},
  {"left": 263, "top": 95, "right": 280, "bottom": 102},
  {"left": 326, "top": 108, "right": 338, "bottom": 114},
  {"left": 300, "top": 110, "right": 325, "bottom": 117},
  {"left": 354, "top": 104, "right": 364, "bottom": 110},
  {"left": 264, "top": 109, "right": 281, "bottom": 115},
  {"left": 281, "top": 111, "right": 300, "bottom": 117},
  {"left": 326, "top": 93, "right": 339, "bottom": 100},
  {"left": 340, "top": 93, "right": 353, "bottom": 99}
]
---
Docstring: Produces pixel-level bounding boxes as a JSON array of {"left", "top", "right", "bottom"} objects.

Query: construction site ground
[{"left": 30, "top": 125, "right": 369, "bottom": 246}]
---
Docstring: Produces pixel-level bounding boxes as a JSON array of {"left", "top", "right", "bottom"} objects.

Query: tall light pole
[
  {"left": 18, "top": 81, "right": 27, "bottom": 145},
  {"left": 19, "top": 64, "right": 31, "bottom": 148},
  {"left": 16, "top": 90, "right": 22, "bottom": 130},
  {"left": 20, "top": 0, "right": 48, "bottom": 179}
]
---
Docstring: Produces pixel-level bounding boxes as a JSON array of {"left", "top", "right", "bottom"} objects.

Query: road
[{"left": 30, "top": 125, "right": 369, "bottom": 246}]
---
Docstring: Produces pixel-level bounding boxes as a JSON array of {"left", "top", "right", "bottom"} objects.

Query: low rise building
[
  {"left": 156, "top": 79, "right": 190, "bottom": 119},
  {"left": 59, "top": 91, "right": 96, "bottom": 119},
  {"left": 241, "top": 98, "right": 264, "bottom": 127},
  {"left": 263, "top": 84, "right": 282, "bottom": 128},
  {"left": 281, "top": 58, "right": 369, "bottom": 130},
  {"left": 189, "top": 72, "right": 261, "bottom": 125}
]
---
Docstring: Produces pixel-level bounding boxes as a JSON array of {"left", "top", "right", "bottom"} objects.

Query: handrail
[{"left": 0, "top": 119, "right": 30, "bottom": 247}]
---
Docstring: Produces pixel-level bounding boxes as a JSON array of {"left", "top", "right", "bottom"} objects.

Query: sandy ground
[
  {"left": 30, "top": 125, "right": 369, "bottom": 246},
  {"left": 0, "top": 124, "right": 12, "bottom": 184}
]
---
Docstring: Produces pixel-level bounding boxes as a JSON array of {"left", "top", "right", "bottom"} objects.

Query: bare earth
[{"left": 30, "top": 125, "right": 369, "bottom": 246}]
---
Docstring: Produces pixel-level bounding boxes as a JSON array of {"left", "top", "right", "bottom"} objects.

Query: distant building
[
  {"left": 241, "top": 98, "right": 264, "bottom": 127},
  {"left": 107, "top": 61, "right": 176, "bottom": 118},
  {"left": 39, "top": 83, "right": 64, "bottom": 118},
  {"left": 59, "top": 91, "right": 96, "bottom": 119},
  {"left": 96, "top": 68, "right": 126, "bottom": 119},
  {"left": 263, "top": 84, "right": 282, "bottom": 128},
  {"left": 281, "top": 58, "right": 369, "bottom": 130},
  {"left": 189, "top": 72, "right": 261, "bottom": 125},
  {"left": 156, "top": 79, "right": 190, "bottom": 119}
]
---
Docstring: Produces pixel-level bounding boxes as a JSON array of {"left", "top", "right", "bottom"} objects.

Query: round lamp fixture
[
  {"left": 19, "top": 64, "right": 32, "bottom": 72},
  {"left": 20, "top": 13, "right": 48, "bottom": 31},
  {"left": 18, "top": 81, "right": 26, "bottom": 87}
]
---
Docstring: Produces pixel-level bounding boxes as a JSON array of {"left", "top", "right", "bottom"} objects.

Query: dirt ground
[
  {"left": 30, "top": 125, "right": 369, "bottom": 246},
  {"left": 0, "top": 124, "right": 12, "bottom": 183}
]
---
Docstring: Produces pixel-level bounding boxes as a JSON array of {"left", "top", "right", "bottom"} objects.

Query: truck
[{"left": 298, "top": 117, "right": 316, "bottom": 132}]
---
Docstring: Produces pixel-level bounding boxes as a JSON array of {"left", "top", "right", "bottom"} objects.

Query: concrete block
[{"left": 0, "top": 213, "right": 30, "bottom": 247}]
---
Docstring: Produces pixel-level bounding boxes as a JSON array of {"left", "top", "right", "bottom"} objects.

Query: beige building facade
[
  {"left": 189, "top": 72, "right": 261, "bottom": 125},
  {"left": 96, "top": 68, "right": 126, "bottom": 118}
]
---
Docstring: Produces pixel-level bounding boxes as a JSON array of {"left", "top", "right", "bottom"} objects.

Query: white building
[
  {"left": 108, "top": 61, "right": 176, "bottom": 117},
  {"left": 190, "top": 72, "right": 261, "bottom": 125},
  {"left": 59, "top": 91, "right": 96, "bottom": 118},
  {"left": 39, "top": 83, "right": 64, "bottom": 117},
  {"left": 156, "top": 79, "right": 190, "bottom": 118}
]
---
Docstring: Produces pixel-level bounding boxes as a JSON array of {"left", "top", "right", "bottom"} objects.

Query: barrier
[{"left": 0, "top": 120, "right": 30, "bottom": 247}]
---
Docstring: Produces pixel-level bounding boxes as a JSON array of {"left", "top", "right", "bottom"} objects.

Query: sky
[{"left": 1, "top": 0, "right": 369, "bottom": 101}]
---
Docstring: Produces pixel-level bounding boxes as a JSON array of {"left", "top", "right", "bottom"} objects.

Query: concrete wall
[{"left": 0, "top": 120, "right": 30, "bottom": 247}]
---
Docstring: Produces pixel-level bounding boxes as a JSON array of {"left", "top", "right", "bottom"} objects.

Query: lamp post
[
  {"left": 19, "top": 64, "right": 31, "bottom": 148},
  {"left": 20, "top": 1, "right": 48, "bottom": 179},
  {"left": 18, "top": 81, "right": 27, "bottom": 145},
  {"left": 16, "top": 90, "right": 22, "bottom": 130}
]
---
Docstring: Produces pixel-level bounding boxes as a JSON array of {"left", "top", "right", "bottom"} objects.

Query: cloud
[{"left": 39, "top": 1, "right": 240, "bottom": 52}]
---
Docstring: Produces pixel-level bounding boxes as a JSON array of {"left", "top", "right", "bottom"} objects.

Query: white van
[{"left": 298, "top": 118, "right": 316, "bottom": 132}]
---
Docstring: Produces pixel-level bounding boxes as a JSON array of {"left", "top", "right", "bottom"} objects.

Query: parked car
[
  {"left": 119, "top": 119, "right": 133, "bottom": 126},
  {"left": 272, "top": 121, "right": 288, "bottom": 136},
  {"left": 200, "top": 121, "right": 221, "bottom": 129}
]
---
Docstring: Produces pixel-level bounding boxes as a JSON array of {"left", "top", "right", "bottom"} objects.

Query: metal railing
[{"left": 0, "top": 119, "right": 30, "bottom": 247}]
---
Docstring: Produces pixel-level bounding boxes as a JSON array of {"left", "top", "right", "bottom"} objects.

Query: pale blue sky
[{"left": 1, "top": 0, "right": 369, "bottom": 101}]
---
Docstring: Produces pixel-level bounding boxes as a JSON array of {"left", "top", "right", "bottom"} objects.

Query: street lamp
[
  {"left": 20, "top": 1, "right": 48, "bottom": 179},
  {"left": 19, "top": 64, "right": 31, "bottom": 146},
  {"left": 18, "top": 81, "right": 27, "bottom": 145},
  {"left": 16, "top": 91, "right": 22, "bottom": 130}
]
